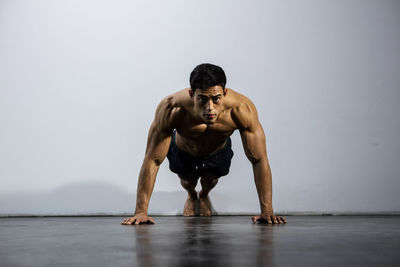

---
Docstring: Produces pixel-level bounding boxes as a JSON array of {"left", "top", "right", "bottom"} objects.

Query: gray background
[{"left": 1, "top": 0, "right": 399, "bottom": 215}]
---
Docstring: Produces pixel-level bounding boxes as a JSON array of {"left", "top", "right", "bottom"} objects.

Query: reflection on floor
[{"left": 0, "top": 216, "right": 399, "bottom": 267}]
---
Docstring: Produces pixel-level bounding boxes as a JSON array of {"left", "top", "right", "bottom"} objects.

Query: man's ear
[
  {"left": 189, "top": 89, "right": 194, "bottom": 98},
  {"left": 223, "top": 88, "right": 228, "bottom": 96}
]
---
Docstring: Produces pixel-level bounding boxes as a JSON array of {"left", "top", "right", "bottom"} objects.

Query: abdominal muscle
[
  {"left": 175, "top": 128, "right": 233, "bottom": 157},
  {"left": 173, "top": 102, "right": 237, "bottom": 156}
]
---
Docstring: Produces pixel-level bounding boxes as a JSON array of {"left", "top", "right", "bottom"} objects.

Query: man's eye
[
  {"left": 199, "top": 98, "right": 207, "bottom": 103},
  {"left": 212, "top": 97, "right": 220, "bottom": 103}
]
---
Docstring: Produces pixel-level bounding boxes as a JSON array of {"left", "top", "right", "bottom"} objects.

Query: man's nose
[{"left": 206, "top": 100, "right": 214, "bottom": 111}]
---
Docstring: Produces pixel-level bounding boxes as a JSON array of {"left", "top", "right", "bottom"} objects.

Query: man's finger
[
  {"left": 251, "top": 216, "right": 258, "bottom": 224},
  {"left": 149, "top": 217, "right": 155, "bottom": 224}
]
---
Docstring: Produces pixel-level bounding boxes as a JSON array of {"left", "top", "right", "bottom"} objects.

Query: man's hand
[
  {"left": 121, "top": 213, "right": 155, "bottom": 225},
  {"left": 251, "top": 213, "right": 287, "bottom": 224}
]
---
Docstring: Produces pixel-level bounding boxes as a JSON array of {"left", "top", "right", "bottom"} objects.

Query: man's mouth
[{"left": 206, "top": 114, "right": 216, "bottom": 119}]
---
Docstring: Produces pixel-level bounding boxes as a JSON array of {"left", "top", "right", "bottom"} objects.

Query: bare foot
[
  {"left": 199, "top": 195, "right": 212, "bottom": 216},
  {"left": 183, "top": 196, "right": 198, "bottom": 216}
]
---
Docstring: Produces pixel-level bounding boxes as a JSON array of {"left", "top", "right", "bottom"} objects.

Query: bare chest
[{"left": 175, "top": 116, "right": 237, "bottom": 156}]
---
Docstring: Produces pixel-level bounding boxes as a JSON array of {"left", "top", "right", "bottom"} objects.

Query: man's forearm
[
  {"left": 134, "top": 159, "right": 160, "bottom": 214},
  {"left": 252, "top": 157, "right": 273, "bottom": 214}
]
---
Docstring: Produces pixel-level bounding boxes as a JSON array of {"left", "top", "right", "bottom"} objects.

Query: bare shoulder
[
  {"left": 154, "top": 89, "right": 189, "bottom": 132},
  {"left": 228, "top": 89, "right": 259, "bottom": 131}
]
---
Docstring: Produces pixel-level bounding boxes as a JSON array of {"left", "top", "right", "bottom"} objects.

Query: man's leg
[
  {"left": 179, "top": 173, "right": 200, "bottom": 216},
  {"left": 199, "top": 172, "right": 220, "bottom": 216}
]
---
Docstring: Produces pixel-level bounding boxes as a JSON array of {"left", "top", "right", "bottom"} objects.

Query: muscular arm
[
  {"left": 134, "top": 121, "right": 171, "bottom": 215},
  {"left": 240, "top": 119, "right": 273, "bottom": 214},
  {"left": 122, "top": 97, "right": 182, "bottom": 225},
  {"left": 232, "top": 100, "right": 286, "bottom": 224}
]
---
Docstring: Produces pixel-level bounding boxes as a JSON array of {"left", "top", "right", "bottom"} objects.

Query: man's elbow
[
  {"left": 153, "top": 158, "right": 163, "bottom": 166},
  {"left": 144, "top": 155, "right": 165, "bottom": 167},
  {"left": 246, "top": 154, "right": 266, "bottom": 165}
]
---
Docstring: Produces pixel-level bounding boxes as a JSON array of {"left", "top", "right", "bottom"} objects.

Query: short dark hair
[{"left": 190, "top": 63, "right": 226, "bottom": 92}]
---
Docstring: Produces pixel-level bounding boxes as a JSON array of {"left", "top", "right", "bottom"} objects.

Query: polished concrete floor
[{"left": 0, "top": 216, "right": 399, "bottom": 267}]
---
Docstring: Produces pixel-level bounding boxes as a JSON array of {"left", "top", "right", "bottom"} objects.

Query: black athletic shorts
[{"left": 167, "top": 130, "right": 234, "bottom": 178}]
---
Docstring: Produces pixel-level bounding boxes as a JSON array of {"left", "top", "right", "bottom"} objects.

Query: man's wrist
[
  {"left": 134, "top": 209, "right": 147, "bottom": 215},
  {"left": 261, "top": 207, "right": 274, "bottom": 214}
]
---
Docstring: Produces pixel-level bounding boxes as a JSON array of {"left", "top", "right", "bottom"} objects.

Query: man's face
[{"left": 190, "top": 85, "right": 227, "bottom": 124}]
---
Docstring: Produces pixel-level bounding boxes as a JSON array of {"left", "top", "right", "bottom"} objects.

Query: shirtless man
[{"left": 122, "top": 63, "right": 286, "bottom": 225}]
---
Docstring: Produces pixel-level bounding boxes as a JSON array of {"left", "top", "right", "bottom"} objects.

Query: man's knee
[
  {"left": 200, "top": 172, "right": 220, "bottom": 187},
  {"left": 179, "top": 173, "right": 199, "bottom": 188},
  {"left": 201, "top": 172, "right": 220, "bottom": 181},
  {"left": 178, "top": 172, "right": 199, "bottom": 181}
]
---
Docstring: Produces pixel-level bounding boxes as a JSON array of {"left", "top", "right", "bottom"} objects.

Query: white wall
[{"left": 1, "top": 0, "right": 399, "bottom": 215}]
